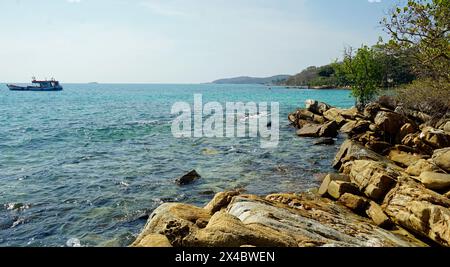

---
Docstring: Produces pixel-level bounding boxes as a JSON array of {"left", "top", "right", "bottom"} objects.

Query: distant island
[{"left": 212, "top": 75, "right": 291, "bottom": 85}]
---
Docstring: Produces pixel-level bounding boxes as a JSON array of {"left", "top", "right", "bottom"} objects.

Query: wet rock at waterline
[{"left": 175, "top": 170, "right": 201, "bottom": 186}]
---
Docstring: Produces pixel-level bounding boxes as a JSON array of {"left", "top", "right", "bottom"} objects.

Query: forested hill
[
  {"left": 212, "top": 75, "right": 291, "bottom": 85},
  {"left": 282, "top": 65, "right": 340, "bottom": 88}
]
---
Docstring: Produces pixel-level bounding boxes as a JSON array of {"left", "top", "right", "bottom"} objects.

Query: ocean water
[{"left": 0, "top": 83, "right": 353, "bottom": 247}]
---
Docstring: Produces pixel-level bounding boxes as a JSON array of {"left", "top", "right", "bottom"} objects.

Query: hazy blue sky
[{"left": 0, "top": 0, "right": 398, "bottom": 83}]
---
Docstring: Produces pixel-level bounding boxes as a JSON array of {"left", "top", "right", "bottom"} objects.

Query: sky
[{"left": 0, "top": 0, "right": 399, "bottom": 83}]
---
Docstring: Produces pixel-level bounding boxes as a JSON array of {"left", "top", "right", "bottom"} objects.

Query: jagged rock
[
  {"left": 348, "top": 160, "right": 399, "bottom": 200},
  {"left": 288, "top": 113, "right": 297, "bottom": 124},
  {"left": 133, "top": 234, "right": 173, "bottom": 247},
  {"left": 341, "top": 120, "right": 370, "bottom": 135},
  {"left": 175, "top": 170, "right": 201, "bottom": 185},
  {"left": 258, "top": 194, "right": 425, "bottom": 247},
  {"left": 323, "top": 108, "right": 347, "bottom": 126},
  {"left": 366, "top": 202, "right": 392, "bottom": 229},
  {"left": 297, "top": 109, "right": 315, "bottom": 120},
  {"left": 297, "top": 123, "right": 321, "bottom": 137},
  {"left": 375, "top": 111, "right": 408, "bottom": 136},
  {"left": 319, "top": 121, "right": 339, "bottom": 138},
  {"left": 382, "top": 178, "right": 450, "bottom": 247},
  {"left": 297, "top": 121, "right": 338, "bottom": 138},
  {"left": 432, "top": 148, "right": 450, "bottom": 172},
  {"left": 305, "top": 100, "right": 331, "bottom": 115},
  {"left": 131, "top": 203, "right": 211, "bottom": 247},
  {"left": 188, "top": 210, "right": 296, "bottom": 247},
  {"left": 338, "top": 193, "right": 368, "bottom": 213},
  {"left": 420, "top": 127, "right": 450, "bottom": 149},
  {"left": 388, "top": 149, "right": 424, "bottom": 168},
  {"left": 333, "top": 140, "right": 393, "bottom": 170},
  {"left": 313, "top": 115, "right": 326, "bottom": 124},
  {"left": 417, "top": 172, "right": 450, "bottom": 191},
  {"left": 341, "top": 107, "right": 359, "bottom": 120},
  {"left": 133, "top": 193, "right": 427, "bottom": 247},
  {"left": 204, "top": 191, "right": 240, "bottom": 214},
  {"left": 406, "top": 159, "right": 441, "bottom": 177},
  {"left": 445, "top": 191, "right": 450, "bottom": 199},
  {"left": 314, "top": 138, "right": 335, "bottom": 146},
  {"left": 398, "top": 123, "right": 417, "bottom": 142},
  {"left": 327, "top": 181, "right": 360, "bottom": 200},
  {"left": 318, "top": 173, "right": 350, "bottom": 196}
]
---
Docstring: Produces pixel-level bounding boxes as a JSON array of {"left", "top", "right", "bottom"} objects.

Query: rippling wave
[{"left": 0, "top": 83, "right": 353, "bottom": 247}]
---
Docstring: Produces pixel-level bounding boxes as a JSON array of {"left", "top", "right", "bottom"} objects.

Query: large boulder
[
  {"left": 374, "top": 111, "right": 408, "bottom": 136},
  {"left": 323, "top": 108, "right": 347, "bottom": 126},
  {"left": 327, "top": 181, "right": 360, "bottom": 200},
  {"left": 131, "top": 203, "right": 211, "bottom": 247},
  {"left": 297, "top": 121, "right": 338, "bottom": 138},
  {"left": 305, "top": 100, "right": 332, "bottom": 115},
  {"left": 333, "top": 140, "right": 396, "bottom": 170},
  {"left": 296, "top": 123, "right": 322, "bottom": 137},
  {"left": 382, "top": 178, "right": 450, "bottom": 247},
  {"left": 348, "top": 160, "right": 399, "bottom": 201},
  {"left": 417, "top": 172, "right": 450, "bottom": 191},
  {"left": 340, "top": 120, "right": 371, "bottom": 136},
  {"left": 318, "top": 173, "right": 350, "bottom": 196},
  {"left": 388, "top": 149, "right": 425, "bottom": 168},
  {"left": 340, "top": 107, "right": 360, "bottom": 120},
  {"left": 366, "top": 201, "right": 392, "bottom": 229},
  {"left": 432, "top": 148, "right": 450, "bottom": 172},
  {"left": 319, "top": 121, "right": 339, "bottom": 138},
  {"left": 204, "top": 191, "right": 240, "bottom": 214},
  {"left": 405, "top": 159, "right": 441, "bottom": 177},
  {"left": 133, "top": 193, "right": 427, "bottom": 247},
  {"left": 338, "top": 193, "right": 369, "bottom": 214}
]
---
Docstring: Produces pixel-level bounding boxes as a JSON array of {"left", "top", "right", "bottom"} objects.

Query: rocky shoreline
[{"left": 132, "top": 98, "right": 450, "bottom": 247}]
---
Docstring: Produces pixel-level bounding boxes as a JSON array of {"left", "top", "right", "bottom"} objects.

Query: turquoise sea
[{"left": 0, "top": 83, "right": 353, "bottom": 247}]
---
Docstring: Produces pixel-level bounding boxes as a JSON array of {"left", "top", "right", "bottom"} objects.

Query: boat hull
[{"left": 7, "top": 84, "right": 63, "bottom": 91}]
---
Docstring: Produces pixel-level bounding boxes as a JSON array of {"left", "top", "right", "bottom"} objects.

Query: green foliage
[
  {"left": 381, "top": 0, "right": 450, "bottom": 81},
  {"left": 333, "top": 46, "right": 383, "bottom": 107},
  {"left": 283, "top": 64, "right": 340, "bottom": 87},
  {"left": 396, "top": 78, "right": 450, "bottom": 118}
]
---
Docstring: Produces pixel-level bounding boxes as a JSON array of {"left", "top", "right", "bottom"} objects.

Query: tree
[
  {"left": 381, "top": 0, "right": 450, "bottom": 81},
  {"left": 333, "top": 46, "right": 384, "bottom": 109}
]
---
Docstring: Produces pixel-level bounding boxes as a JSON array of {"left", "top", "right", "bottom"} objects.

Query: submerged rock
[
  {"left": 175, "top": 170, "right": 201, "bottom": 186},
  {"left": 314, "top": 138, "right": 335, "bottom": 146}
]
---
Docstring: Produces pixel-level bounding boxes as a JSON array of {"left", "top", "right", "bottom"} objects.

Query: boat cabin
[{"left": 32, "top": 79, "right": 60, "bottom": 88}]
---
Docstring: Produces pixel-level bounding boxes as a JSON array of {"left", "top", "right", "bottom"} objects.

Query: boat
[{"left": 7, "top": 78, "right": 63, "bottom": 91}]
